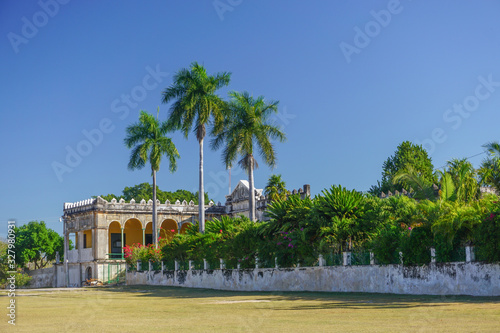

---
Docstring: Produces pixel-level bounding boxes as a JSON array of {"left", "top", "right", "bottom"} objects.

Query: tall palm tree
[
  {"left": 124, "top": 109, "right": 180, "bottom": 248},
  {"left": 162, "top": 62, "right": 231, "bottom": 233},
  {"left": 264, "top": 174, "right": 289, "bottom": 202},
  {"left": 212, "top": 91, "right": 286, "bottom": 221}
]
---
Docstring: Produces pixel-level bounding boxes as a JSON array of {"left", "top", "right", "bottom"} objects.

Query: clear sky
[{"left": 1, "top": 0, "right": 500, "bottom": 238}]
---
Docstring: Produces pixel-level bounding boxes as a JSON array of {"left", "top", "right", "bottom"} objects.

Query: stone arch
[
  {"left": 108, "top": 221, "right": 122, "bottom": 256},
  {"left": 179, "top": 222, "right": 193, "bottom": 235},
  {"left": 160, "top": 219, "right": 178, "bottom": 241},
  {"left": 124, "top": 218, "right": 143, "bottom": 247},
  {"left": 85, "top": 266, "right": 92, "bottom": 280}
]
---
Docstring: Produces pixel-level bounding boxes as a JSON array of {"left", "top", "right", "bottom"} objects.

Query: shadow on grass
[{"left": 96, "top": 285, "right": 500, "bottom": 310}]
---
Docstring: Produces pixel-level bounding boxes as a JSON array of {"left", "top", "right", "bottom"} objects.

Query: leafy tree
[
  {"left": 212, "top": 91, "right": 286, "bottom": 221},
  {"left": 124, "top": 110, "right": 180, "bottom": 248},
  {"left": 0, "top": 241, "right": 8, "bottom": 284},
  {"left": 370, "top": 141, "right": 435, "bottom": 196},
  {"left": 475, "top": 202, "right": 500, "bottom": 262},
  {"left": 264, "top": 174, "right": 290, "bottom": 202},
  {"left": 14, "top": 221, "right": 63, "bottom": 269},
  {"left": 162, "top": 61, "right": 231, "bottom": 233},
  {"left": 98, "top": 184, "right": 209, "bottom": 204}
]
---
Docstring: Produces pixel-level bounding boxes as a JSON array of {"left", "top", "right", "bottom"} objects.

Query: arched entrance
[
  {"left": 124, "top": 218, "right": 143, "bottom": 247},
  {"left": 160, "top": 219, "right": 178, "bottom": 241},
  {"left": 179, "top": 222, "right": 193, "bottom": 235},
  {"left": 108, "top": 221, "right": 122, "bottom": 258},
  {"left": 86, "top": 266, "right": 92, "bottom": 280},
  {"left": 144, "top": 222, "right": 153, "bottom": 246}
]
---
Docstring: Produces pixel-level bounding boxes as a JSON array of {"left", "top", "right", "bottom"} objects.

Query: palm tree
[
  {"left": 478, "top": 157, "right": 500, "bottom": 194},
  {"left": 124, "top": 109, "right": 180, "bottom": 248},
  {"left": 212, "top": 91, "right": 286, "bottom": 221},
  {"left": 264, "top": 174, "right": 289, "bottom": 202},
  {"left": 392, "top": 165, "right": 436, "bottom": 200},
  {"left": 446, "top": 158, "right": 478, "bottom": 203},
  {"left": 483, "top": 141, "right": 500, "bottom": 157},
  {"left": 162, "top": 62, "right": 231, "bottom": 233}
]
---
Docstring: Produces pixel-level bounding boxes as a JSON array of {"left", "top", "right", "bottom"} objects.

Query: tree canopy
[
  {"left": 98, "top": 183, "right": 210, "bottom": 204},
  {"left": 14, "top": 221, "right": 63, "bottom": 269},
  {"left": 370, "top": 141, "right": 435, "bottom": 196}
]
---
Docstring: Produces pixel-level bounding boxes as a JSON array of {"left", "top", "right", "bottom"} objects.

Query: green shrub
[{"left": 400, "top": 227, "right": 432, "bottom": 265}]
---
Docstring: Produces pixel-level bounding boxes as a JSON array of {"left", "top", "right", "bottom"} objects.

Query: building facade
[{"left": 62, "top": 181, "right": 310, "bottom": 286}]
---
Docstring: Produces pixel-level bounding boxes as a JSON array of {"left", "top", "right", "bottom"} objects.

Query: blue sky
[{"left": 1, "top": 0, "right": 500, "bottom": 237}]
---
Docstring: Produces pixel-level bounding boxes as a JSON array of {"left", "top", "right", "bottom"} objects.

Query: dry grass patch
[{"left": 1, "top": 286, "right": 499, "bottom": 332}]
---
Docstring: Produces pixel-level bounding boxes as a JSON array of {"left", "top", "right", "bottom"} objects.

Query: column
[
  {"left": 142, "top": 228, "right": 145, "bottom": 245},
  {"left": 120, "top": 228, "right": 124, "bottom": 259}
]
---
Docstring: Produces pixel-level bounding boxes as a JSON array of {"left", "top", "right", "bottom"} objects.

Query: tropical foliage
[{"left": 264, "top": 174, "right": 290, "bottom": 202}]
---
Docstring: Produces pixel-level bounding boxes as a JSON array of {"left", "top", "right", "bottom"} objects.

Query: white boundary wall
[{"left": 126, "top": 262, "right": 500, "bottom": 296}]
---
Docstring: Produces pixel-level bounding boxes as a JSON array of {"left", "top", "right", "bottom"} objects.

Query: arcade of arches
[{"left": 108, "top": 218, "right": 192, "bottom": 256}]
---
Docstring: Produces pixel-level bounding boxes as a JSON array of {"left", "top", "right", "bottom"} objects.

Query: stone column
[
  {"left": 204, "top": 259, "right": 209, "bottom": 270},
  {"left": 137, "top": 260, "right": 141, "bottom": 271},
  {"left": 220, "top": 258, "right": 225, "bottom": 270},
  {"left": 91, "top": 228, "right": 96, "bottom": 260},
  {"left": 77, "top": 232, "right": 84, "bottom": 262},
  {"left": 175, "top": 260, "right": 179, "bottom": 271},
  {"left": 255, "top": 257, "right": 260, "bottom": 269},
  {"left": 188, "top": 260, "right": 193, "bottom": 270},
  {"left": 142, "top": 228, "right": 146, "bottom": 246},
  {"left": 466, "top": 246, "right": 475, "bottom": 262},
  {"left": 120, "top": 228, "right": 124, "bottom": 259},
  {"left": 343, "top": 251, "right": 351, "bottom": 266},
  {"left": 318, "top": 254, "right": 324, "bottom": 267},
  {"left": 430, "top": 247, "right": 436, "bottom": 264},
  {"left": 370, "top": 252, "right": 375, "bottom": 265}
]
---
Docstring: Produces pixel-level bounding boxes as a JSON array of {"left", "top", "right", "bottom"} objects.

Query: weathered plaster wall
[
  {"left": 28, "top": 266, "right": 56, "bottom": 288},
  {"left": 126, "top": 262, "right": 500, "bottom": 296}
]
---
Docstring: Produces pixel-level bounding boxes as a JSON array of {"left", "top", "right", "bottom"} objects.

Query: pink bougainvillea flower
[
  {"left": 171, "top": 229, "right": 175, "bottom": 232},
  {"left": 408, "top": 227, "right": 412, "bottom": 230},
  {"left": 220, "top": 229, "right": 223, "bottom": 233}
]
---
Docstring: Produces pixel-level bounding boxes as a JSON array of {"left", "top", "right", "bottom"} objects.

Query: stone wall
[
  {"left": 126, "top": 262, "right": 500, "bottom": 296},
  {"left": 28, "top": 266, "right": 56, "bottom": 288}
]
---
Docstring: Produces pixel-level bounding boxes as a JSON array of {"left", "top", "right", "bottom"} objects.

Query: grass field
[{"left": 1, "top": 286, "right": 499, "bottom": 332}]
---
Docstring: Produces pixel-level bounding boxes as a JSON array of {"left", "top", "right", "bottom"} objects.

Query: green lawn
[{"left": 1, "top": 286, "right": 499, "bottom": 332}]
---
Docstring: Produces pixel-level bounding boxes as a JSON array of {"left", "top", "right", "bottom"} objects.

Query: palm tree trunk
[
  {"left": 199, "top": 138, "right": 205, "bottom": 233},
  {"left": 249, "top": 155, "right": 256, "bottom": 222},
  {"left": 152, "top": 169, "right": 158, "bottom": 248}
]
